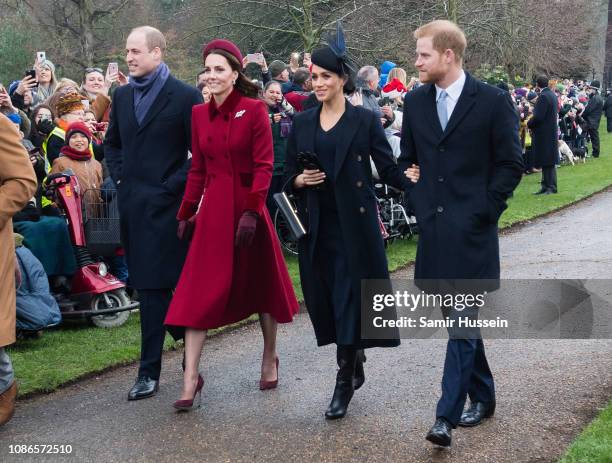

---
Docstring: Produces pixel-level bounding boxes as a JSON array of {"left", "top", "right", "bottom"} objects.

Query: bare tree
[
  {"left": 176, "top": 0, "right": 436, "bottom": 64},
  {"left": 15, "top": 0, "right": 134, "bottom": 70}
]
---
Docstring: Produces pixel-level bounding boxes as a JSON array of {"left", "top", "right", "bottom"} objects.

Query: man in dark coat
[
  {"left": 528, "top": 76, "right": 559, "bottom": 194},
  {"left": 581, "top": 81, "right": 604, "bottom": 156},
  {"left": 104, "top": 26, "right": 202, "bottom": 401},
  {"left": 603, "top": 90, "right": 612, "bottom": 133},
  {"left": 399, "top": 20, "right": 523, "bottom": 447}
]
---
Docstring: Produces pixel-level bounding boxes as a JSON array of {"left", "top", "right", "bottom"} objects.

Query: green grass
[
  {"left": 8, "top": 122, "right": 612, "bottom": 397},
  {"left": 559, "top": 401, "right": 612, "bottom": 463}
]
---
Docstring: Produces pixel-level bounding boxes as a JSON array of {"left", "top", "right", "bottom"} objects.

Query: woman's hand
[
  {"left": 294, "top": 169, "right": 326, "bottom": 189},
  {"left": 117, "top": 71, "right": 129, "bottom": 87},
  {"left": 404, "top": 164, "right": 420, "bottom": 183},
  {"left": 16, "top": 76, "right": 37, "bottom": 96},
  {"left": 177, "top": 216, "right": 196, "bottom": 241},
  {"left": 272, "top": 113, "right": 282, "bottom": 123}
]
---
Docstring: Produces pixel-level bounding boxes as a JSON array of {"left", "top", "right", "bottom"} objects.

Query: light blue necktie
[{"left": 437, "top": 90, "right": 448, "bottom": 131}]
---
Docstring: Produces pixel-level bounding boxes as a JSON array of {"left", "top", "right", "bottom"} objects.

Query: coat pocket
[{"left": 239, "top": 173, "right": 253, "bottom": 187}]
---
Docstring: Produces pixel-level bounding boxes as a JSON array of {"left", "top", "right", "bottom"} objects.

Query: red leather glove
[
  {"left": 177, "top": 216, "right": 196, "bottom": 242},
  {"left": 235, "top": 210, "right": 258, "bottom": 248}
]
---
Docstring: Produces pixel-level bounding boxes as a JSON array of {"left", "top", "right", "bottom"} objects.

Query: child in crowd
[{"left": 50, "top": 122, "right": 102, "bottom": 216}]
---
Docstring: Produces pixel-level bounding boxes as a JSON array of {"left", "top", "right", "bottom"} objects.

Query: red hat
[
  {"left": 202, "top": 39, "right": 243, "bottom": 66},
  {"left": 66, "top": 121, "right": 92, "bottom": 144}
]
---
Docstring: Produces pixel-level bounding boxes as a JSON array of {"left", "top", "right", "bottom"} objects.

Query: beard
[{"left": 418, "top": 67, "right": 445, "bottom": 85}]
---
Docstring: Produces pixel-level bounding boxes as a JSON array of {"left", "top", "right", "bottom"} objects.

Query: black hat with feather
[{"left": 311, "top": 21, "right": 355, "bottom": 77}]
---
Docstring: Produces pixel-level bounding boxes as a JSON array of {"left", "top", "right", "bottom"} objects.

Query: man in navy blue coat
[
  {"left": 398, "top": 20, "right": 523, "bottom": 447},
  {"left": 104, "top": 26, "right": 202, "bottom": 401},
  {"left": 528, "top": 76, "right": 559, "bottom": 194}
]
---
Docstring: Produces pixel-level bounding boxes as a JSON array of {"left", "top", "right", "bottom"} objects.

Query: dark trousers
[
  {"left": 607, "top": 117, "right": 612, "bottom": 133},
  {"left": 138, "top": 288, "right": 173, "bottom": 379},
  {"left": 588, "top": 126, "right": 600, "bottom": 157},
  {"left": 436, "top": 338, "right": 496, "bottom": 427},
  {"left": 541, "top": 166, "right": 557, "bottom": 192},
  {"left": 523, "top": 146, "right": 534, "bottom": 172}
]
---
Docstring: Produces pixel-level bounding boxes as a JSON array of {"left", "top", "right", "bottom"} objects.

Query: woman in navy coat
[{"left": 284, "top": 43, "right": 412, "bottom": 420}]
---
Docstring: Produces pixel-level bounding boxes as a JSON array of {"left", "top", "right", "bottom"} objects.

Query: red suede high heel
[
  {"left": 259, "top": 357, "right": 279, "bottom": 390},
  {"left": 173, "top": 374, "right": 204, "bottom": 411}
]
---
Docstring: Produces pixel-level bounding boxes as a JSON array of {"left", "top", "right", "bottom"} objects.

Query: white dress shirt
[{"left": 435, "top": 70, "right": 466, "bottom": 119}]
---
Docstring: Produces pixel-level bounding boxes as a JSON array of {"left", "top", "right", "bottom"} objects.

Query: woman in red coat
[{"left": 165, "top": 39, "right": 299, "bottom": 410}]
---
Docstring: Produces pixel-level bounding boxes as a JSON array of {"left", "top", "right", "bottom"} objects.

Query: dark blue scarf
[{"left": 130, "top": 62, "right": 170, "bottom": 125}]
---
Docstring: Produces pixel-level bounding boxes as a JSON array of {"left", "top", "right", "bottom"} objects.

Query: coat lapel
[
  {"left": 439, "top": 73, "right": 477, "bottom": 143},
  {"left": 136, "top": 78, "right": 173, "bottom": 134},
  {"left": 333, "top": 102, "right": 360, "bottom": 180},
  {"left": 125, "top": 85, "right": 138, "bottom": 131},
  {"left": 300, "top": 104, "right": 319, "bottom": 154}
]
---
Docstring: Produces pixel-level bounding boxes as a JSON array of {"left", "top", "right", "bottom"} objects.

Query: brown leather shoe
[{"left": 0, "top": 380, "right": 17, "bottom": 426}]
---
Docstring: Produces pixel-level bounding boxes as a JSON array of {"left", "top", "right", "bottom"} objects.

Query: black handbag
[{"left": 273, "top": 190, "right": 306, "bottom": 240}]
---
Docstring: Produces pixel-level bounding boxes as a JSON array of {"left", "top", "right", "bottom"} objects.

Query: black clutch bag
[
  {"left": 297, "top": 151, "right": 326, "bottom": 190},
  {"left": 273, "top": 191, "right": 306, "bottom": 240}
]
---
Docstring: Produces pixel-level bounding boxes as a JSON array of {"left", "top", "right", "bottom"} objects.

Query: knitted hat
[
  {"left": 65, "top": 121, "right": 92, "bottom": 144},
  {"left": 203, "top": 39, "right": 243, "bottom": 66},
  {"left": 527, "top": 91, "right": 538, "bottom": 101},
  {"left": 590, "top": 80, "right": 600, "bottom": 89},
  {"left": 56, "top": 92, "right": 84, "bottom": 117},
  {"left": 268, "top": 60, "right": 288, "bottom": 78}
]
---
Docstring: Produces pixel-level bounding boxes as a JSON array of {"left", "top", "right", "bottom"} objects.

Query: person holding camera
[
  {"left": 262, "top": 81, "right": 294, "bottom": 215},
  {"left": 284, "top": 34, "right": 414, "bottom": 421},
  {"left": 164, "top": 39, "right": 299, "bottom": 411}
]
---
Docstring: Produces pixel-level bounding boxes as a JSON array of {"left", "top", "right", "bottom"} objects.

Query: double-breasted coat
[
  {"left": 0, "top": 115, "right": 37, "bottom": 347},
  {"left": 284, "top": 102, "right": 411, "bottom": 348},
  {"left": 399, "top": 72, "right": 524, "bottom": 281},
  {"left": 164, "top": 90, "right": 299, "bottom": 334},
  {"left": 527, "top": 87, "right": 559, "bottom": 168},
  {"left": 104, "top": 75, "right": 202, "bottom": 289}
]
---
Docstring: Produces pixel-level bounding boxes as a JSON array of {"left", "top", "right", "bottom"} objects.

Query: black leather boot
[
  {"left": 354, "top": 349, "right": 366, "bottom": 390},
  {"left": 325, "top": 346, "right": 357, "bottom": 420}
]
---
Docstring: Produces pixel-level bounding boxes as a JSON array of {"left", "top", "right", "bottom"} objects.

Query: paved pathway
[{"left": 1, "top": 190, "right": 611, "bottom": 463}]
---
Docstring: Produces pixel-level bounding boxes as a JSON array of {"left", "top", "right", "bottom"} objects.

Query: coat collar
[
  {"left": 208, "top": 89, "right": 243, "bottom": 119},
  {"left": 423, "top": 72, "right": 478, "bottom": 142},
  {"left": 300, "top": 99, "right": 361, "bottom": 181}
]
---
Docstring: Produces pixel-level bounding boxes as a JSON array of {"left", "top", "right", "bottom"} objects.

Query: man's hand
[{"left": 381, "top": 105, "right": 394, "bottom": 120}]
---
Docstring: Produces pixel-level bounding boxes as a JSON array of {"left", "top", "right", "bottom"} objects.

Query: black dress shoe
[
  {"left": 354, "top": 349, "right": 366, "bottom": 390},
  {"left": 426, "top": 418, "right": 452, "bottom": 447},
  {"left": 458, "top": 401, "right": 495, "bottom": 427},
  {"left": 542, "top": 189, "right": 557, "bottom": 195},
  {"left": 533, "top": 189, "right": 547, "bottom": 195},
  {"left": 326, "top": 347, "right": 357, "bottom": 420},
  {"left": 127, "top": 376, "right": 159, "bottom": 401}
]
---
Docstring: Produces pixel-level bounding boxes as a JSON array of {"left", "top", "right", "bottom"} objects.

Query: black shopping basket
[{"left": 82, "top": 188, "right": 122, "bottom": 256}]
